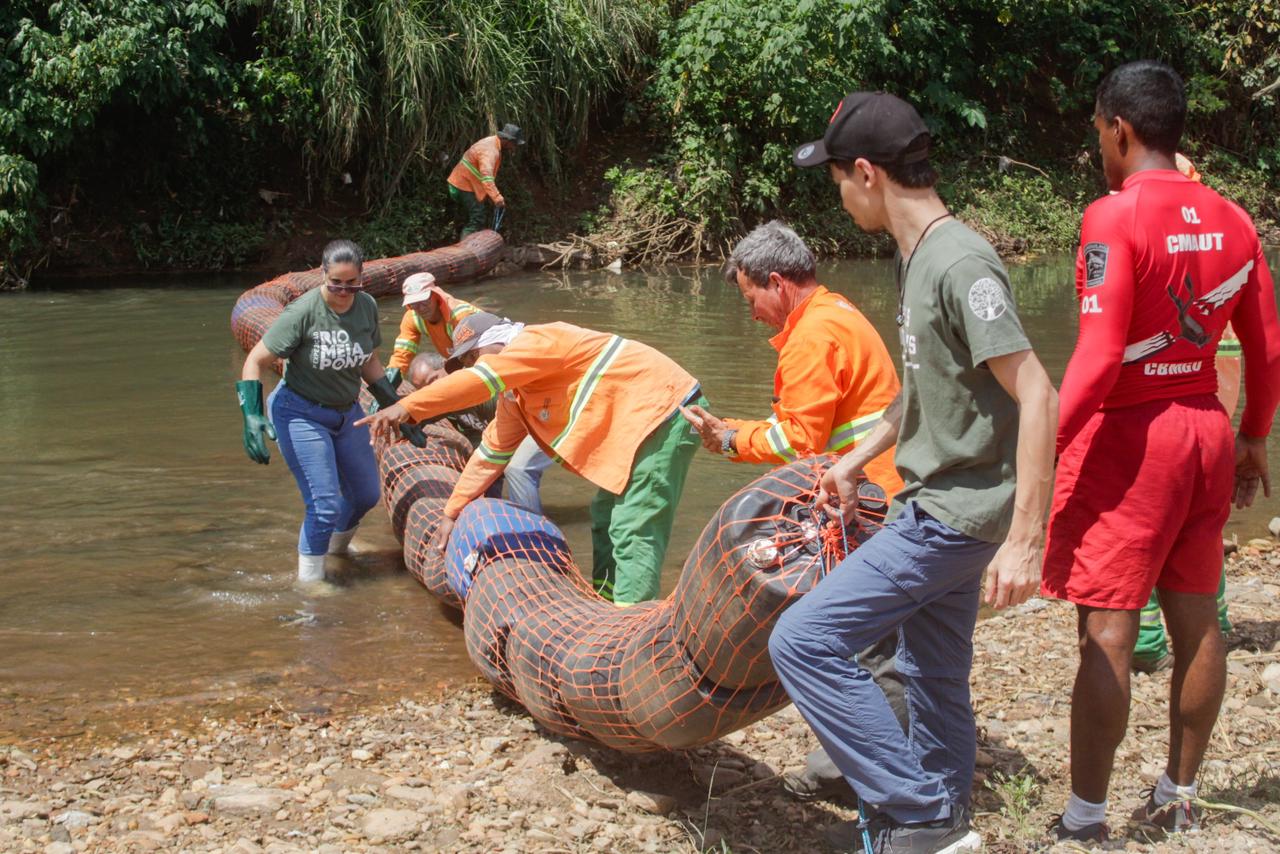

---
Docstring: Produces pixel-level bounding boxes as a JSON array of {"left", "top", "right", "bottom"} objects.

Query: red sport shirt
[{"left": 1056, "top": 169, "right": 1280, "bottom": 454}]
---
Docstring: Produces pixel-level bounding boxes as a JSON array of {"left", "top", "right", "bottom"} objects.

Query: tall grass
[{"left": 264, "top": 0, "right": 663, "bottom": 200}]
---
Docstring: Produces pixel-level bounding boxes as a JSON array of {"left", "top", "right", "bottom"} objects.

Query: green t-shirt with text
[
  {"left": 890, "top": 220, "right": 1031, "bottom": 542},
  {"left": 261, "top": 288, "right": 381, "bottom": 408}
]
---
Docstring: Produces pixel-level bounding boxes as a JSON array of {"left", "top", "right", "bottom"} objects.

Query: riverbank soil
[{"left": 3, "top": 545, "right": 1279, "bottom": 853}]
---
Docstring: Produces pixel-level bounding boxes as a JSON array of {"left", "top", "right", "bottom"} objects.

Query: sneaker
[
  {"left": 825, "top": 810, "right": 982, "bottom": 853},
  {"left": 1047, "top": 814, "right": 1109, "bottom": 844},
  {"left": 1131, "top": 654, "right": 1173, "bottom": 674},
  {"left": 1130, "top": 788, "right": 1200, "bottom": 833}
]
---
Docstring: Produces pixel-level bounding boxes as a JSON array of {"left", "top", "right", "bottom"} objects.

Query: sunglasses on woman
[{"left": 326, "top": 281, "right": 364, "bottom": 294}]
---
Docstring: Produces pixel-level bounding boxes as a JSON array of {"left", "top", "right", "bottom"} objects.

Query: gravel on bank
[{"left": 3, "top": 543, "right": 1279, "bottom": 854}]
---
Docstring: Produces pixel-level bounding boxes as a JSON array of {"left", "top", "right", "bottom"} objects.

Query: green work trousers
[
  {"left": 449, "top": 184, "right": 488, "bottom": 238},
  {"left": 1134, "top": 565, "right": 1231, "bottom": 664},
  {"left": 589, "top": 395, "right": 703, "bottom": 606}
]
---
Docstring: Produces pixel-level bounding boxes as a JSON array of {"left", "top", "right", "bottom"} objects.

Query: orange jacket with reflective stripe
[
  {"left": 388, "top": 290, "right": 480, "bottom": 371},
  {"left": 447, "top": 135, "right": 503, "bottom": 203},
  {"left": 727, "top": 286, "right": 904, "bottom": 497},
  {"left": 396, "top": 322, "right": 698, "bottom": 516}
]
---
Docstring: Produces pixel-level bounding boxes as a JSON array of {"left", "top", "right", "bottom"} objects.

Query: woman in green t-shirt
[{"left": 236, "top": 240, "right": 422, "bottom": 584}]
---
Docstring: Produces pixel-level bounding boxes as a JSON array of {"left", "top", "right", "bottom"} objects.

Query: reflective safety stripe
[
  {"left": 446, "top": 302, "right": 475, "bottom": 337},
  {"left": 1217, "top": 337, "right": 1242, "bottom": 357},
  {"left": 550, "top": 335, "right": 625, "bottom": 451},
  {"left": 478, "top": 442, "right": 514, "bottom": 464},
  {"left": 825, "top": 409, "right": 885, "bottom": 453},
  {"left": 394, "top": 338, "right": 419, "bottom": 354},
  {"left": 413, "top": 314, "right": 428, "bottom": 335},
  {"left": 468, "top": 363, "right": 506, "bottom": 398},
  {"left": 764, "top": 422, "right": 798, "bottom": 463},
  {"left": 461, "top": 158, "right": 494, "bottom": 183}
]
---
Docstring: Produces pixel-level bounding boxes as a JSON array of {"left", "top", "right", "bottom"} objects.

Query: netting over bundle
[
  {"left": 233, "top": 235, "right": 887, "bottom": 751},
  {"left": 229, "top": 231, "right": 505, "bottom": 351}
]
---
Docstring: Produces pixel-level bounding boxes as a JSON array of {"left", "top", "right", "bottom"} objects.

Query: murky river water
[{"left": 2, "top": 252, "right": 1276, "bottom": 740}]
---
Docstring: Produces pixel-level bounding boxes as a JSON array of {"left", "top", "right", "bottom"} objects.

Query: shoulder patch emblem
[
  {"left": 967, "top": 277, "right": 1007, "bottom": 321},
  {"left": 1084, "top": 242, "right": 1108, "bottom": 288}
]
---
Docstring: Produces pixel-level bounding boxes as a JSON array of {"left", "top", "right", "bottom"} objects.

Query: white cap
[{"left": 402, "top": 272, "right": 439, "bottom": 307}]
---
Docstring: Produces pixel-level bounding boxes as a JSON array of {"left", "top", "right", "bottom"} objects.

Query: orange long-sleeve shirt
[
  {"left": 396, "top": 322, "right": 698, "bottom": 517},
  {"left": 727, "top": 286, "right": 904, "bottom": 497},
  {"left": 388, "top": 289, "right": 480, "bottom": 371},
  {"left": 447, "top": 136, "right": 503, "bottom": 203}
]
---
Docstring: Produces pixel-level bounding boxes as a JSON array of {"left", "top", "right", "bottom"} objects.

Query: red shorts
[{"left": 1041, "top": 395, "right": 1232, "bottom": 609}]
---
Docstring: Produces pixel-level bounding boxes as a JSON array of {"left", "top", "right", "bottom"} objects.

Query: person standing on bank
[
  {"left": 1042, "top": 61, "right": 1280, "bottom": 842},
  {"left": 768, "top": 92, "right": 1058, "bottom": 854},
  {"left": 447, "top": 124, "right": 525, "bottom": 238},
  {"left": 237, "top": 239, "right": 425, "bottom": 584}
]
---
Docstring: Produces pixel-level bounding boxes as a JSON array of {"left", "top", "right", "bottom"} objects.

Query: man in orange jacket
[
  {"left": 388, "top": 273, "right": 481, "bottom": 377},
  {"left": 448, "top": 124, "right": 525, "bottom": 238},
  {"left": 358, "top": 312, "right": 705, "bottom": 606},
  {"left": 684, "top": 220, "right": 909, "bottom": 804},
  {"left": 682, "top": 220, "right": 903, "bottom": 499}
]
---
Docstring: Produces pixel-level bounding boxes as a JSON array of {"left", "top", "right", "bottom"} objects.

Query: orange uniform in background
[
  {"left": 448, "top": 136, "right": 504, "bottom": 204},
  {"left": 727, "top": 286, "right": 904, "bottom": 496},
  {"left": 388, "top": 289, "right": 480, "bottom": 372}
]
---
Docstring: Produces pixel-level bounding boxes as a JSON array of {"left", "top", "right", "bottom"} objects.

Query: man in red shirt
[{"left": 1043, "top": 61, "right": 1280, "bottom": 841}]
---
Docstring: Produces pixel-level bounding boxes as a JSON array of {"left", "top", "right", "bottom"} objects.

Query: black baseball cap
[
  {"left": 445, "top": 311, "right": 507, "bottom": 372},
  {"left": 793, "top": 92, "right": 930, "bottom": 168}
]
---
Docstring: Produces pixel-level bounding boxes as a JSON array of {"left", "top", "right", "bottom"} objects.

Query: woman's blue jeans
[{"left": 269, "top": 384, "right": 381, "bottom": 555}]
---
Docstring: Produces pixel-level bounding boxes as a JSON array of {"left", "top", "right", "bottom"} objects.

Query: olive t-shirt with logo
[
  {"left": 262, "top": 288, "right": 381, "bottom": 408},
  {"left": 891, "top": 220, "right": 1031, "bottom": 542}
]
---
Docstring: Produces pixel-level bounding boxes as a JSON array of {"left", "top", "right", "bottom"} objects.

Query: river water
[{"left": 2, "top": 253, "right": 1277, "bottom": 740}]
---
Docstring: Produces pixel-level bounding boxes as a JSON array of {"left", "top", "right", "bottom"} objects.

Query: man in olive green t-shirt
[{"left": 769, "top": 92, "right": 1058, "bottom": 853}]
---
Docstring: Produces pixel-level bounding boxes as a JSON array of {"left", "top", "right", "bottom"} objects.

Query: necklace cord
[{"left": 896, "top": 212, "right": 952, "bottom": 326}]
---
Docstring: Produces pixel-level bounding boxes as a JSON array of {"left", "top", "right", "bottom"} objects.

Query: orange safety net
[
  {"left": 371, "top": 422, "right": 886, "bottom": 752},
  {"left": 234, "top": 234, "right": 888, "bottom": 751}
]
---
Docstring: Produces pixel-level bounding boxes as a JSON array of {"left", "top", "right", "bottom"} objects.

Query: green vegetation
[
  {"left": 1, "top": 0, "right": 1277, "bottom": 284},
  {"left": 590, "top": 0, "right": 1279, "bottom": 261}
]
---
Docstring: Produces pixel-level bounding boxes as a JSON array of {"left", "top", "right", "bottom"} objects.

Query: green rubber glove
[
  {"left": 236, "top": 379, "right": 277, "bottom": 465},
  {"left": 385, "top": 367, "right": 403, "bottom": 390},
  {"left": 367, "top": 376, "right": 427, "bottom": 448}
]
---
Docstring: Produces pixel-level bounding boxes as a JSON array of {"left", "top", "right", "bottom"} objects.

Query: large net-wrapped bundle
[{"left": 232, "top": 238, "right": 889, "bottom": 751}]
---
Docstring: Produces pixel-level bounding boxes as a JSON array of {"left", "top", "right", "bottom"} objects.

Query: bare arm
[
  {"left": 241, "top": 340, "right": 281, "bottom": 383},
  {"left": 361, "top": 355, "right": 387, "bottom": 385},
  {"left": 982, "top": 348, "right": 1058, "bottom": 609}
]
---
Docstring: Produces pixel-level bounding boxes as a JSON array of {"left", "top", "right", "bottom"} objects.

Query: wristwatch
[{"left": 721, "top": 428, "right": 738, "bottom": 456}]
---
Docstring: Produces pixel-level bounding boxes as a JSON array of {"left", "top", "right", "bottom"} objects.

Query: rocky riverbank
[{"left": 3, "top": 541, "right": 1279, "bottom": 853}]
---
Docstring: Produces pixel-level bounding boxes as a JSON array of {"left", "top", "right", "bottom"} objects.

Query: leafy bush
[{"left": 593, "top": 0, "right": 1277, "bottom": 254}]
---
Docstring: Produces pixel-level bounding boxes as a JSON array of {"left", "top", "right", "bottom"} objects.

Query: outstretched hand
[
  {"left": 680, "top": 404, "right": 729, "bottom": 453},
  {"left": 355, "top": 403, "right": 410, "bottom": 445}
]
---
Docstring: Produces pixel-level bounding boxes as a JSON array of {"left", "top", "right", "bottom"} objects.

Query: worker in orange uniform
[
  {"left": 448, "top": 124, "right": 525, "bottom": 238},
  {"left": 357, "top": 312, "right": 706, "bottom": 606},
  {"left": 684, "top": 220, "right": 908, "bottom": 804},
  {"left": 387, "top": 273, "right": 481, "bottom": 382},
  {"left": 682, "top": 221, "right": 903, "bottom": 497}
]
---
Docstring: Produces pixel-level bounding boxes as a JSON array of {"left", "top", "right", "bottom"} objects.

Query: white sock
[
  {"left": 1062, "top": 793, "right": 1107, "bottom": 831},
  {"left": 1153, "top": 772, "right": 1196, "bottom": 805}
]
